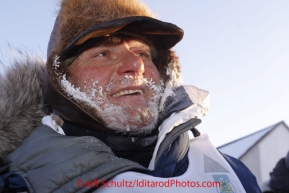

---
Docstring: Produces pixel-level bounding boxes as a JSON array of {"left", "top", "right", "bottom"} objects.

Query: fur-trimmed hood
[{"left": 0, "top": 57, "right": 50, "bottom": 165}]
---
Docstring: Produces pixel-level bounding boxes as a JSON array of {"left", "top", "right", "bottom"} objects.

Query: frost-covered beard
[{"left": 61, "top": 75, "right": 164, "bottom": 135}]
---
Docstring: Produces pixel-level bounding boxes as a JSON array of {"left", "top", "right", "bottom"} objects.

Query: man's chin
[
  {"left": 109, "top": 122, "right": 157, "bottom": 135},
  {"left": 101, "top": 106, "right": 159, "bottom": 135}
]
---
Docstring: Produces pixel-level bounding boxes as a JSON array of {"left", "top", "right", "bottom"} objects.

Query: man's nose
[{"left": 117, "top": 50, "right": 145, "bottom": 76}]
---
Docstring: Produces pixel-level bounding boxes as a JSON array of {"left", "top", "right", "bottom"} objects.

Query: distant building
[{"left": 218, "top": 121, "right": 289, "bottom": 191}]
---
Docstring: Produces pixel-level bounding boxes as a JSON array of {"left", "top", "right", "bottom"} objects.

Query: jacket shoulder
[
  {"left": 5, "top": 125, "right": 147, "bottom": 192},
  {"left": 220, "top": 152, "right": 262, "bottom": 193}
]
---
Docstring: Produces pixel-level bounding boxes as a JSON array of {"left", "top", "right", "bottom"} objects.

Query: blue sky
[{"left": 1, "top": 0, "right": 289, "bottom": 146}]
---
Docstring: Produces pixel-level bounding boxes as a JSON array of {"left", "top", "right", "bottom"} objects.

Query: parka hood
[{"left": 44, "top": 0, "right": 184, "bottom": 132}]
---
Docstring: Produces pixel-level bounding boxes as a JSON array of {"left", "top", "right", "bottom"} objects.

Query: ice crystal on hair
[
  {"left": 92, "top": 81, "right": 98, "bottom": 87},
  {"left": 144, "top": 78, "right": 164, "bottom": 103},
  {"left": 166, "top": 62, "right": 182, "bottom": 87},
  {"left": 53, "top": 56, "right": 60, "bottom": 69},
  {"left": 61, "top": 75, "right": 92, "bottom": 102},
  {"left": 91, "top": 88, "right": 97, "bottom": 98},
  {"left": 106, "top": 81, "right": 112, "bottom": 91},
  {"left": 98, "top": 86, "right": 103, "bottom": 96}
]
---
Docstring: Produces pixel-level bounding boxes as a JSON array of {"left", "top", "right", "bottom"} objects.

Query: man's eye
[
  {"left": 135, "top": 51, "right": 150, "bottom": 59},
  {"left": 96, "top": 51, "right": 108, "bottom": 57},
  {"left": 90, "top": 51, "right": 109, "bottom": 58}
]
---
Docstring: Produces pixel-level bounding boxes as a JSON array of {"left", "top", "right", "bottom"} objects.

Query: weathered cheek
[
  {"left": 146, "top": 65, "right": 161, "bottom": 83},
  {"left": 68, "top": 66, "right": 93, "bottom": 88}
]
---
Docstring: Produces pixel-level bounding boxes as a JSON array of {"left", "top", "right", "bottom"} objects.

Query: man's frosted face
[{"left": 65, "top": 36, "right": 163, "bottom": 134}]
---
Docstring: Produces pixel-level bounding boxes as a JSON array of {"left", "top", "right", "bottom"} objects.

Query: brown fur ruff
[{"left": 0, "top": 56, "right": 50, "bottom": 165}]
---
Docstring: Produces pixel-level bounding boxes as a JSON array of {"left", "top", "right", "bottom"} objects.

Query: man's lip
[{"left": 111, "top": 86, "right": 145, "bottom": 98}]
